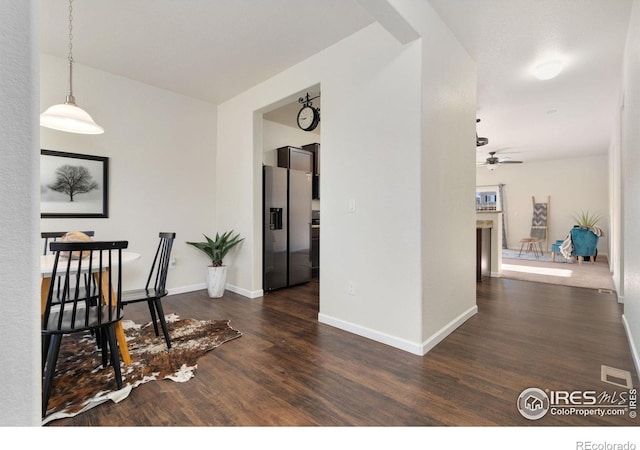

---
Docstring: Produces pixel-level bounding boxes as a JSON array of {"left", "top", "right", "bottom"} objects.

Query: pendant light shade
[
  {"left": 40, "top": 100, "right": 104, "bottom": 134},
  {"left": 40, "top": 0, "right": 104, "bottom": 135}
]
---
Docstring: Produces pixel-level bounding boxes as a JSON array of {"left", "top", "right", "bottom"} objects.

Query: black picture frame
[{"left": 40, "top": 150, "right": 109, "bottom": 218}]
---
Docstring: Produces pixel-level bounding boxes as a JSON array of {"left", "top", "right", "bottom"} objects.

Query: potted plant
[
  {"left": 186, "top": 231, "right": 244, "bottom": 298},
  {"left": 571, "top": 210, "right": 602, "bottom": 229}
]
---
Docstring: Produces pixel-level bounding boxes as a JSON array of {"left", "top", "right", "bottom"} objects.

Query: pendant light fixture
[{"left": 40, "top": 0, "right": 104, "bottom": 134}]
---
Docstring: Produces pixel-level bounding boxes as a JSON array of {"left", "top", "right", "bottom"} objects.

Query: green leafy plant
[
  {"left": 186, "top": 231, "right": 244, "bottom": 267},
  {"left": 571, "top": 210, "right": 602, "bottom": 228}
]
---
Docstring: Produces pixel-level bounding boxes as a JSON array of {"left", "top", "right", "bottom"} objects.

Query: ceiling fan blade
[{"left": 497, "top": 160, "right": 523, "bottom": 164}]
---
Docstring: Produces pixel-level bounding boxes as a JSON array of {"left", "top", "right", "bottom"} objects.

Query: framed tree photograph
[{"left": 40, "top": 150, "right": 109, "bottom": 218}]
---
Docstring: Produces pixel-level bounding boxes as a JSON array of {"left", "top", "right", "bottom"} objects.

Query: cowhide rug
[{"left": 43, "top": 314, "right": 242, "bottom": 424}]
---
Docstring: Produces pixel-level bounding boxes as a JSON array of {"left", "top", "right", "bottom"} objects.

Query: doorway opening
[{"left": 260, "top": 85, "right": 321, "bottom": 307}]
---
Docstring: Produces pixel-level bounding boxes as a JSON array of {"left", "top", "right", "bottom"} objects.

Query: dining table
[{"left": 40, "top": 250, "right": 141, "bottom": 365}]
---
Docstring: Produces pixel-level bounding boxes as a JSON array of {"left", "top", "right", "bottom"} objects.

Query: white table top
[{"left": 40, "top": 251, "right": 141, "bottom": 277}]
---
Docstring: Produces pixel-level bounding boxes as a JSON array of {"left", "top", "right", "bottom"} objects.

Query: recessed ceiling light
[{"left": 534, "top": 60, "right": 563, "bottom": 80}]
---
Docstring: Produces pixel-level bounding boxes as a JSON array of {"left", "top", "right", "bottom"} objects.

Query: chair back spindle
[
  {"left": 145, "top": 232, "right": 175, "bottom": 295},
  {"left": 122, "top": 232, "right": 175, "bottom": 349},
  {"left": 43, "top": 241, "right": 127, "bottom": 333}
]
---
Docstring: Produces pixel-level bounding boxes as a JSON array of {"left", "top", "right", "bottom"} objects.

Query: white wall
[
  {"left": 610, "top": 97, "right": 624, "bottom": 297},
  {"left": 218, "top": 23, "right": 425, "bottom": 344},
  {"left": 319, "top": 31, "right": 424, "bottom": 346},
  {"left": 262, "top": 119, "right": 320, "bottom": 166},
  {"left": 40, "top": 54, "right": 217, "bottom": 293},
  {"left": 395, "top": 0, "right": 478, "bottom": 346},
  {"left": 217, "top": 0, "right": 477, "bottom": 354},
  {"left": 0, "top": 0, "right": 40, "bottom": 426},
  {"left": 621, "top": 0, "right": 640, "bottom": 376},
  {"left": 476, "top": 155, "right": 610, "bottom": 256}
]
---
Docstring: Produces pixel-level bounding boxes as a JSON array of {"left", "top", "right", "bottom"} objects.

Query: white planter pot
[{"left": 206, "top": 265, "right": 227, "bottom": 298}]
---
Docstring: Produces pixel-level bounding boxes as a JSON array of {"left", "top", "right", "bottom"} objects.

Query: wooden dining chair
[
  {"left": 121, "top": 232, "right": 176, "bottom": 349},
  {"left": 42, "top": 231, "right": 95, "bottom": 255},
  {"left": 41, "top": 240, "right": 128, "bottom": 418}
]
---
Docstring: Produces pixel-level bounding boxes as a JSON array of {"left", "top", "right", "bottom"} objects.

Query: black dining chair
[
  {"left": 42, "top": 240, "right": 128, "bottom": 418},
  {"left": 42, "top": 231, "right": 95, "bottom": 255},
  {"left": 121, "top": 232, "right": 176, "bottom": 349}
]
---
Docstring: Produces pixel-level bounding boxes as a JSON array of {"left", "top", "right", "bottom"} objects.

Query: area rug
[
  {"left": 43, "top": 314, "right": 242, "bottom": 425},
  {"left": 502, "top": 248, "right": 557, "bottom": 262}
]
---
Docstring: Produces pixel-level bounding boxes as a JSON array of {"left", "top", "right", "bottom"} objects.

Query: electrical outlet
[
  {"left": 347, "top": 281, "right": 355, "bottom": 295},
  {"left": 169, "top": 258, "right": 176, "bottom": 269}
]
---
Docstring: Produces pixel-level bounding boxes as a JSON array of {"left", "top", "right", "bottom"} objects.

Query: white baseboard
[
  {"left": 318, "top": 313, "right": 425, "bottom": 355},
  {"left": 420, "top": 305, "right": 478, "bottom": 354},
  {"left": 318, "top": 304, "right": 478, "bottom": 356},
  {"left": 167, "top": 283, "right": 205, "bottom": 295},
  {"left": 622, "top": 314, "right": 640, "bottom": 379},
  {"left": 614, "top": 278, "right": 624, "bottom": 303},
  {"left": 167, "top": 283, "right": 263, "bottom": 299},
  {"left": 226, "top": 284, "right": 263, "bottom": 299}
]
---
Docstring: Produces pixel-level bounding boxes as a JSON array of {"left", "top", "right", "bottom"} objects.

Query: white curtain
[{"left": 499, "top": 183, "right": 507, "bottom": 248}]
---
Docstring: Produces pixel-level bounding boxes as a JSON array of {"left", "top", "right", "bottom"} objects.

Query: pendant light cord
[
  {"left": 40, "top": 0, "right": 105, "bottom": 134},
  {"left": 66, "top": 0, "right": 76, "bottom": 104}
]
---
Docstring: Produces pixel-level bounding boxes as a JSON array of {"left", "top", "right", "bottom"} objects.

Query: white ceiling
[
  {"left": 40, "top": 0, "right": 633, "bottom": 164},
  {"left": 39, "top": 0, "right": 373, "bottom": 105},
  {"left": 429, "top": 0, "right": 633, "bottom": 164}
]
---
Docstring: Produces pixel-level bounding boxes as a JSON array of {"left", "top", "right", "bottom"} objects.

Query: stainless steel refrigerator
[{"left": 263, "top": 165, "right": 312, "bottom": 291}]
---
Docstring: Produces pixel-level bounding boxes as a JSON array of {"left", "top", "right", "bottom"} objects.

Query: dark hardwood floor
[{"left": 47, "top": 276, "right": 639, "bottom": 427}]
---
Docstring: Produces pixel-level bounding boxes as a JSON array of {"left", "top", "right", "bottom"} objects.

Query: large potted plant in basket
[{"left": 186, "top": 231, "right": 244, "bottom": 298}]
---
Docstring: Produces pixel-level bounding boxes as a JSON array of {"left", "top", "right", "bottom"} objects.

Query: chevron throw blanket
[
  {"left": 531, "top": 203, "right": 548, "bottom": 227},
  {"left": 530, "top": 202, "right": 548, "bottom": 240}
]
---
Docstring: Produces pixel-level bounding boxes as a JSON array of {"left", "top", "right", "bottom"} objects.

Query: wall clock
[{"left": 297, "top": 105, "right": 320, "bottom": 131}]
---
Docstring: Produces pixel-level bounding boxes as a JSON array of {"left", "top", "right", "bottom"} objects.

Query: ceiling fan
[
  {"left": 479, "top": 151, "right": 523, "bottom": 171},
  {"left": 476, "top": 118, "right": 488, "bottom": 147}
]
